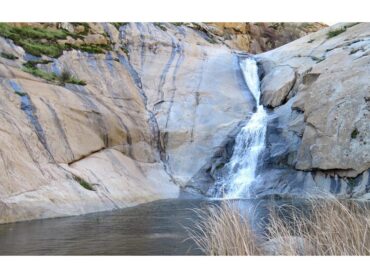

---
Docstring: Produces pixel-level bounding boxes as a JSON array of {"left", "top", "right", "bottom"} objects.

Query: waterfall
[{"left": 216, "top": 58, "right": 268, "bottom": 198}]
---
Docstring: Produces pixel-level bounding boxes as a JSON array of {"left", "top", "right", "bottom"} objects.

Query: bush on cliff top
[
  {"left": 0, "top": 23, "right": 69, "bottom": 57},
  {"left": 0, "top": 23, "right": 112, "bottom": 58},
  {"left": 327, "top": 27, "right": 347, "bottom": 39}
]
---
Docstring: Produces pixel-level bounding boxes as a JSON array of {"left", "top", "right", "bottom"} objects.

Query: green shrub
[
  {"left": 74, "top": 176, "right": 95, "bottom": 191},
  {"left": 0, "top": 23, "right": 113, "bottom": 58},
  {"left": 76, "top": 44, "right": 108, "bottom": 54},
  {"left": 67, "top": 76, "right": 87, "bottom": 86},
  {"left": 5, "top": 24, "right": 68, "bottom": 40},
  {"left": 59, "top": 69, "right": 71, "bottom": 84},
  {"left": 65, "top": 43, "right": 111, "bottom": 54},
  {"left": 14, "top": 90, "right": 27, "bottom": 97},
  {"left": 23, "top": 62, "right": 86, "bottom": 86},
  {"left": 59, "top": 69, "right": 86, "bottom": 85},
  {"left": 21, "top": 40, "right": 64, "bottom": 57},
  {"left": 0, "top": 51, "right": 18, "bottom": 60},
  {"left": 110, "top": 22, "right": 128, "bottom": 30},
  {"left": 347, "top": 177, "right": 357, "bottom": 189},
  {"left": 346, "top": 22, "right": 360, "bottom": 28},
  {"left": 171, "top": 22, "right": 184, "bottom": 27},
  {"left": 0, "top": 23, "right": 68, "bottom": 41},
  {"left": 23, "top": 62, "right": 58, "bottom": 82},
  {"left": 327, "top": 27, "right": 347, "bottom": 39},
  {"left": 351, "top": 128, "right": 359, "bottom": 139},
  {"left": 154, "top": 22, "right": 167, "bottom": 31},
  {"left": 23, "top": 59, "right": 53, "bottom": 67},
  {"left": 0, "top": 23, "right": 69, "bottom": 57}
]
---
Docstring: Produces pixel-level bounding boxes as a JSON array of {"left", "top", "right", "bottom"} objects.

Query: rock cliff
[
  {"left": 0, "top": 21, "right": 363, "bottom": 224},
  {"left": 187, "top": 23, "right": 370, "bottom": 200},
  {"left": 0, "top": 22, "right": 256, "bottom": 223},
  {"left": 254, "top": 23, "right": 370, "bottom": 198}
]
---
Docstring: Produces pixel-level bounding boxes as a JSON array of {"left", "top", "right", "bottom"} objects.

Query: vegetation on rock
[
  {"left": 351, "top": 128, "right": 359, "bottom": 139},
  {"left": 0, "top": 51, "right": 18, "bottom": 60},
  {"left": 120, "top": 44, "right": 130, "bottom": 57},
  {"left": 346, "top": 177, "right": 357, "bottom": 189},
  {"left": 64, "top": 42, "right": 110, "bottom": 54},
  {"left": 110, "top": 22, "right": 128, "bottom": 31},
  {"left": 171, "top": 22, "right": 184, "bottom": 27},
  {"left": 70, "top": 22, "right": 90, "bottom": 35},
  {"left": 14, "top": 90, "right": 27, "bottom": 97},
  {"left": 73, "top": 176, "right": 95, "bottom": 191},
  {"left": 154, "top": 22, "right": 167, "bottom": 31},
  {"left": 327, "top": 27, "right": 347, "bottom": 38},
  {"left": 0, "top": 23, "right": 70, "bottom": 57},
  {"left": 23, "top": 62, "right": 86, "bottom": 86},
  {"left": 23, "top": 62, "right": 59, "bottom": 82},
  {"left": 59, "top": 69, "right": 87, "bottom": 86},
  {"left": 0, "top": 23, "right": 112, "bottom": 58}
]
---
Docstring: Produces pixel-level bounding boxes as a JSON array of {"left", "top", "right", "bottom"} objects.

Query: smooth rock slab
[{"left": 261, "top": 65, "right": 296, "bottom": 108}]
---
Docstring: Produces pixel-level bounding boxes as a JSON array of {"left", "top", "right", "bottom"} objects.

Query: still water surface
[{"left": 0, "top": 197, "right": 304, "bottom": 255}]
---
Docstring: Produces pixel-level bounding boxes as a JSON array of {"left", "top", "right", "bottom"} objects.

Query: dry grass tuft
[
  {"left": 188, "top": 203, "right": 262, "bottom": 255},
  {"left": 189, "top": 199, "right": 370, "bottom": 256}
]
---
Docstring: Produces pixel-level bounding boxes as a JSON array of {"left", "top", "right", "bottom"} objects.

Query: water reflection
[{"left": 0, "top": 197, "right": 306, "bottom": 255}]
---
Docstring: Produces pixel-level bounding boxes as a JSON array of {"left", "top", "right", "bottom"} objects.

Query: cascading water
[{"left": 216, "top": 57, "right": 268, "bottom": 198}]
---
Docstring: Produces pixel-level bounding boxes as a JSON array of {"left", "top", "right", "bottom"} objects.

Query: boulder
[
  {"left": 261, "top": 65, "right": 296, "bottom": 107},
  {"left": 74, "top": 25, "right": 86, "bottom": 34},
  {"left": 58, "top": 22, "right": 75, "bottom": 33},
  {"left": 83, "top": 34, "right": 108, "bottom": 45}
]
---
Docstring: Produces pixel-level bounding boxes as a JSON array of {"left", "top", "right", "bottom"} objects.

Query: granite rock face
[
  {"left": 0, "top": 23, "right": 253, "bottom": 223},
  {"left": 0, "top": 22, "right": 366, "bottom": 223},
  {"left": 254, "top": 23, "right": 370, "bottom": 197}
]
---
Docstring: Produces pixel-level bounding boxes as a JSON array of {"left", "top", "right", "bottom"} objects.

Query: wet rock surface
[
  {"left": 254, "top": 23, "right": 370, "bottom": 198},
  {"left": 189, "top": 23, "right": 370, "bottom": 199}
]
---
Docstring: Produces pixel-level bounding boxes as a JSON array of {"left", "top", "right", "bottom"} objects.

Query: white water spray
[{"left": 217, "top": 58, "right": 268, "bottom": 198}]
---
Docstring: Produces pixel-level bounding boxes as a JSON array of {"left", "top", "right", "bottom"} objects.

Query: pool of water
[{"left": 0, "top": 197, "right": 305, "bottom": 255}]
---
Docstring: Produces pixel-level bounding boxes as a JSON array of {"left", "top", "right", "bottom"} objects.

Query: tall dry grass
[
  {"left": 189, "top": 203, "right": 262, "bottom": 255},
  {"left": 188, "top": 199, "right": 370, "bottom": 255}
]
